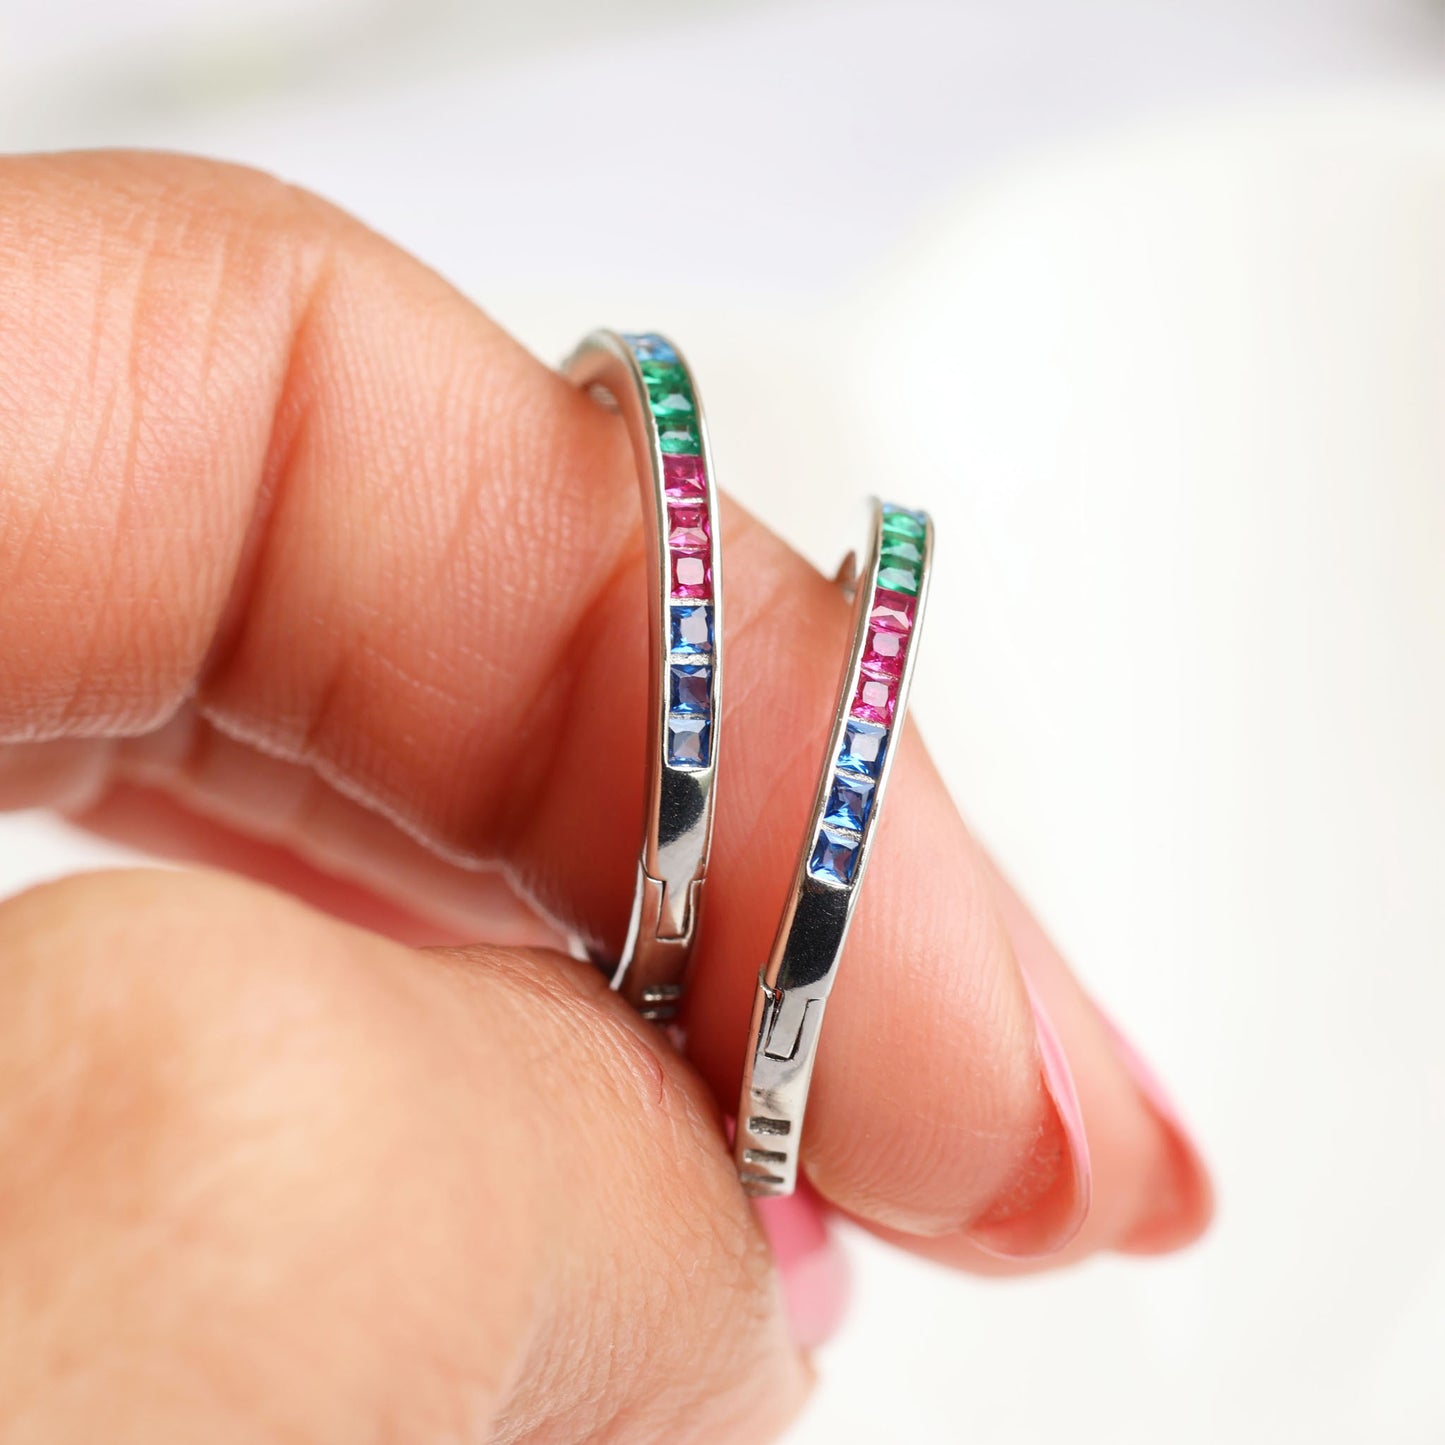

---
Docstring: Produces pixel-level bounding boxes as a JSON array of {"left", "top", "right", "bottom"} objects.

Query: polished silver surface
[
  {"left": 735, "top": 499, "right": 933, "bottom": 1196},
  {"left": 563, "top": 331, "right": 722, "bottom": 1022}
]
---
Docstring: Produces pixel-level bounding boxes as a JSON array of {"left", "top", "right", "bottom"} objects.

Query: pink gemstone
[
  {"left": 851, "top": 674, "right": 895, "bottom": 724},
  {"left": 668, "top": 503, "right": 710, "bottom": 553},
  {"left": 671, "top": 552, "right": 711, "bottom": 598},
  {"left": 869, "top": 587, "right": 916, "bottom": 633},
  {"left": 861, "top": 625, "right": 906, "bottom": 680},
  {"left": 663, "top": 453, "right": 707, "bottom": 499}
]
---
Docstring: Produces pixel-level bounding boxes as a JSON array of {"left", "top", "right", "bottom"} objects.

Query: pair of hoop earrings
[{"left": 564, "top": 330, "right": 933, "bottom": 1199}]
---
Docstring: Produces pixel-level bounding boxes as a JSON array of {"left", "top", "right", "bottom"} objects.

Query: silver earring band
[
  {"left": 736, "top": 498, "right": 932, "bottom": 1196},
  {"left": 563, "top": 331, "right": 723, "bottom": 1022}
]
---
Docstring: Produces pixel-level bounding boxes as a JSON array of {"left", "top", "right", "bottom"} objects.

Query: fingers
[
  {"left": 987, "top": 865, "right": 1214, "bottom": 1258},
  {"left": 0, "top": 868, "right": 810, "bottom": 1443},
  {"left": 74, "top": 774, "right": 559, "bottom": 949},
  {"left": 753, "top": 1187, "right": 851, "bottom": 1352},
  {"left": 75, "top": 771, "right": 1211, "bottom": 1264},
  {"left": 0, "top": 150, "right": 1204, "bottom": 1260},
  {"left": 858, "top": 865, "right": 1214, "bottom": 1274}
]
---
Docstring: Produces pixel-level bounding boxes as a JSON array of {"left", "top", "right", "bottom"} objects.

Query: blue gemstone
[
  {"left": 667, "top": 715, "right": 710, "bottom": 768},
  {"left": 623, "top": 332, "right": 679, "bottom": 363},
  {"left": 809, "top": 826, "right": 860, "bottom": 885},
  {"left": 670, "top": 603, "right": 713, "bottom": 655},
  {"left": 824, "top": 773, "right": 875, "bottom": 832},
  {"left": 670, "top": 663, "right": 710, "bottom": 713},
  {"left": 838, "top": 720, "right": 888, "bottom": 777}
]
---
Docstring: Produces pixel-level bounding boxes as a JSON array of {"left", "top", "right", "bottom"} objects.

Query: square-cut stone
[
  {"left": 639, "top": 359, "right": 688, "bottom": 387},
  {"left": 862, "top": 625, "right": 906, "bottom": 680},
  {"left": 877, "top": 563, "right": 919, "bottom": 597},
  {"left": 667, "top": 715, "right": 710, "bottom": 768},
  {"left": 671, "top": 552, "right": 710, "bottom": 598},
  {"left": 668, "top": 503, "right": 710, "bottom": 552},
  {"left": 881, "top": 537, "right": 924, "bottom": 568},
  {"left": 658, "top": 419, "right": 702, "bottom": 455},
  {"left": 662, "top": 453, "right": 707, "bottom": 499},
  {"left": 624, "top": 333, "right": 678, "bottom": 363},
  {"left": 809, "top": 826, "right": 860, "bottom": 886},
  {"left": 647, "top": 373, "right": 696, "bottom": 418},
  {"left": 851, "top": 674, "right": 895, "bottom": 725},
  {"left": 669, "top": 663, "right": 710, "bottom": 714},
  {"left": 869, "top": 588, "right": 916, "bottom": 632},
  {"left": 838, "top": 719, "right": 888, "bottom": 777},
  {"left": 882, "top": 506, "right": 926, "bottom": 540},
  {"left": 824, "top": 773, "right": 875, "bottom": 833},
  {"left": 670, "top": 602, "right": 713, "bottom": 654},
  {"left": 640, "top": 362, "right": 693, "bottom": 417}
]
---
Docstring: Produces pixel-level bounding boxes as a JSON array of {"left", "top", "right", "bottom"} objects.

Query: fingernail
[
  {"left": 753, "top": 1187, "right": 850, "bottom": 1351},
  {"left": 1097, "top": 1007, "right": 1215, "bottom": 1252},
  {"left": 968, "top": 978, "right": 1093, "bottom": 1259}
]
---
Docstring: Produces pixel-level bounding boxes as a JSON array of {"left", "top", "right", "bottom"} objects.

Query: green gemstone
[
  {"left": 877, "top": 564, "right": 919, "bottom": 596},
  {"left": 639, "top": 360, "right": 690, "bottom": 389},
  {"left": 648, "top": 384, "right": 696, "bottom": 419},
  {"left": 882, "top": 509, "right": 926, "bottom": 541},
  {"left": 881, "top": 537, "right": 924, "bottom": 568},
  {"left": 658, "top": 419, "right": 702, "bottom": 454},
  {"left": 641, "top": 363, "right": 695, "bottom": 419}
]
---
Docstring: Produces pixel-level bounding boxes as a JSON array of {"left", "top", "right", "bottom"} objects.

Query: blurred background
[{"left": 1, "top": 1, "right": 1442, "bottom": 1440}]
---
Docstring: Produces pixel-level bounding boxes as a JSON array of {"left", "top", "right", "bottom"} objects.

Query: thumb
[{"left": 0, "top": 868, "right": 811, "bottom": 1444}]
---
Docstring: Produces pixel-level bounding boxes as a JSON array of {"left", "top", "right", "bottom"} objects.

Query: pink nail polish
[
  {"left": 1097, "top": 1008, "right": 1214, "bottom": 1250},
  {"left": 969, "top": 978, "right": 1093, "bottom": 1259},
  {"left": 753, "top": 1188, "right": 850, "bottom": 1351}
]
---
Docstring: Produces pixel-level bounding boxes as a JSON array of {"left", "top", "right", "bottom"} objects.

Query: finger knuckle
[{"left": 0, "top": 154, "right": 340, "bottom": 738}]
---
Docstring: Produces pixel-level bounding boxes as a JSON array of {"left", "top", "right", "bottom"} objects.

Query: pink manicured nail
[
  {"left": 969, "top": 978, "right": 1093, "bottom": 1259},
  {"left": 1097, "top": 1007, "right": 1214, "bottom": 1251},
  {"left": 753, "top": 1187, "right": 850, "bottom": 1351}
]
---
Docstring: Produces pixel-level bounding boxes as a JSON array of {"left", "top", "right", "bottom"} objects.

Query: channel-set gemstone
[
  {"left": 650, "top": 389, "right": 696, "bottom": 419},
  {"left": 663, "top": 453, "right": 707, "bottom": 499},
  {"left": 668, "top": 503, "right": 709, "bottom": 552},
  {"left": 861, "top": 625, "right": 905, "bottom": 679},
  {"left": 667, "top": 715, "right": 710, "bottom": 768},
  {"left": 882, "top": 506, "right": 926, "bottom": 540},
  {"left": 659, "top": 418, "right": 702, "bottom": 455},
  {"left": 804, "top": 505, "right": 927, "bottom": 902},
  {"left": 671, "top": 553, "right": 710, "bottom": 598},
  {"left": 670, "top": 602, "right": 713, "bottom": 654},
  {"left": 877, "top": 563, "right": 920, "bottom": 596},
  {"left": 604, "top": 335, "right": 723, "bottom": 785},
  {"left": 639, "top": 359, "right": 689, "bottom": 388},
  {"left": 810, "top": 826, "right": 860, "bottom": 886},
  {"left": 645, "top": 367, "right": 696, "bottom": 418},
  {"left": 838, "top": 719, "right": 888, "bottom": 777},
  {"left": 851, "top": 674, "right": 895, "bottom": 725},
  {"left": 869, "top": 588, "right": 916, "bottom": 633},
  {"left": 624, "top": 333, "right": 678, "bottom": 363},
  {"left": 879, "top": 507, "right": 925, "bottom": 593},
  {"left": 880, "top": 540, "right": 923, "bottom": 576},
  {"left": 824, "top": 773, "right": 875, "bottom": 832},
  {"left": 669, "top": 663, "right": 710, "bottom": 713},
  {"left": 882, "top": 532, "right": 923, "bottom": 560}
]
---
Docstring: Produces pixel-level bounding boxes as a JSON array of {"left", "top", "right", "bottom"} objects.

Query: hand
[{"left": 0, "top": 153, "right": 1211, "bottom": 1442}]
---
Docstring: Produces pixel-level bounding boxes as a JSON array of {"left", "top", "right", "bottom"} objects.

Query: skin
[{"left": 0, "top": 152, "right": 1212, "bottom": 1442}]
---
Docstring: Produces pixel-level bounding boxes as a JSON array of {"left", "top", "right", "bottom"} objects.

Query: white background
[{"left": 0, "top": 2, "right": 1442, "bottom": 1441}]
